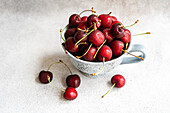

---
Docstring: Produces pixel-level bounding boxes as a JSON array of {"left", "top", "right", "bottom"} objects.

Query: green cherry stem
[
  {"left": 60, "top": 29, "right": 65, "bottom": 42},
  {"left": 59, "top": 60, "right": 72, "bottom": 75},
  {"left": 102, "top": 83, "right": 116, "bottom": 98},
  {"left": 124, "top": 20, "right": 139, "bottom": 28},
  {"left": 47, "top": 76, "right": 65, "bottom": 92},
  {"left": 122, "top": 49, "right": 144, "bottom": 60},
  {"left": 93, "top": 39, "right": 107, "bottom": 58},
  {"left": 47, "top": 61, "right": 60, "bottom": 71},
  {"left": 92, "top": 57, "right": 105, "bottom": 76},
  {"left": 76, "top": 43, "right": 93, "bottom": 59},
  {"left": 79, "top": 7, "right": 96, "bottom": 16},
  {"left": 132, "top": 32, "right": 151, "bottom": 36}
]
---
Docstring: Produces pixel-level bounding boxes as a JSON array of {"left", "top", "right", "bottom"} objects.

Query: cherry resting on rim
[
  {"left": 66, "top": 74, "right": 81, "bottom": 88},
  {"left": 102, "top": 74, "right": 125, "bottom": 98}
]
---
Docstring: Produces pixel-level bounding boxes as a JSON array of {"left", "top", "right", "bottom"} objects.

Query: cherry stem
[
  {"left": 79, "top": 7, "right": 96, "bottom": 16},
  {"left": 124, "top": 20, "right": 139, "bottom": 28},
  {"left": 47, "top": 60, "right": 72, "bottom": 75},
  {"left": 109, "top": 12, "right": 112, "bottom": 15},
  {"left": 87, "top": 20, "right": 101, "bottom": 30},
  {"left": 75, "top": 29, "right": 94, "bottom": 46},
  {"left": 77, "top": 42, "right": 87, "bottom": 46},
  {"left": 47, "top": 76, "right": 65, "bottom": 92},
  {"left": 60, "top": 29, "right": 65, "bottom": 42},
  {"left": 125, "top": 43, "right": 128, "bottom": 50},
  {"left": 76, "top": 43, "right": 93, "bottom": 59},
  {"left": 132, "top": 32, "right": 151, "bottom": 36},
  {"left": 122, "top": 49, "right": 144, "bottom": 60},
  {"left": 102, "top": 83, "right": 116, "bottom": 98},
  {"left": 93, "top": 39, "right": 107, "bottom": 58},
  {"left": 92, "top": 57, "right": 105, "bottom": 76}
]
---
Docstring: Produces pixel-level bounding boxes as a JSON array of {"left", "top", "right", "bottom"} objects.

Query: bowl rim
[{"left": 60, "top": 25, "right": 131, "bottom": 65}]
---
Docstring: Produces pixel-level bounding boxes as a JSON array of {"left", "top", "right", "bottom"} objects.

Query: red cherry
[
  {"left": 99, "top": 14, "right": 112, "bottom": 28},
  {"left": 73, "top": 30, "right": 88, "bottom": 43},
  {"left": 64, "top": 87, "right": 78, "bottom": 100},
  {"left": 110, "top": 21, "right": 123, "bottom": 29},
  {"left": 77, "top": 21, "right": 87, "bottom": 30},
  {"left": 111, "top": 16, "right": 117, "bottom": 22},
  {"left": 65, "top": 37, "right": 79, "bottom": 53},
  {"left": 111, "top": 23, "right": 125, "bottom": 38},
  {"left": 88, "top": 30, "right": 105, "bottom": 47},
  {"left": 97, "top": 45, "right": 112, "bottom": 61},
  {"left": 66, "top": 74, "right": 81, "bottom": 88},
  {"left": 39, "top": 71, "right": 53, "bottom": 84},
  {"left": 81, "top": 16, "right": 88, "bottom": 22},
  {"left": 120, "top": 29, "right": 131, "bottom": 43},
  {"left": 110, "top": 40, "right": 124, "bottom": 57},
  {"left": 64, "top": 28, "right": 77, "bottom": 40},
  {"left": 69, "top": 14, "right": 81, "bottom": 28},
  {"left": 83, "top": 46, "right": 97, "bottom": 61},
  {"left": 87, "top": 14, "right": 101, "bottom": 29},
  {"left": 111, "top": 74, "right": 125, "bottom": 88},
  {"left": 102, "top": 28, "right": 115, "bottom": 43}
]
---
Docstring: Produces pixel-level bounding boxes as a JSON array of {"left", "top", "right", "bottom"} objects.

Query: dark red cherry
[
  {"left": 73, "top": 30, "right": 87, "bottom": 43},
  {"left": 64, "top": 28, "right": 77, "bottom": 40},
  {"left": 77, "top": 21, "right": 87, "bottom": 30},
  {"left": 110, "top": 21, "right": 123, "bottom": 29},
  {"left": 99, "top": 14, "right": 112, "bottom": 28},
  {"left": 120, "top": 29, "right": 131, "bottom": 43},
  {"left": 87, "top": 14, "right": 101, "bottom": 29},
  {"left": 102, "top": 28, "right": 115, "bottom": 43},
  {"left": 39, "top": 71, "right": 53, "bottom": 84},
  {"left": 64, "top": 87, "right": 78, "bottom": 100},
  {"left": 88, "top": 30, "right": 105, "bottom": 47},
  {"left": 111, "top": 23, "right": 125, "bottom": 38},
  {"left": 81, "top": 16, "right": 88, "bottom": 22},
  {"left": 66, "top": 74, "right": 81, "bottom": 88},
  {"left": 69, "top": 14, "right": 81, "bottom": 28},
  {"left": 65, "top": 37, "right": 79, "bottom": 53},
  {"left": 83, "top": 46, "right": 97, "bottom": 61},
  {"left": 98, "top": 45, "right": 112, "bottom": 61},
  {"left": 110, "top": 40, "right": 124, "bottom": 57},
  {"left": 111, "top": 74, "right": 125, "bottom": 88},
  {"left": 78, "top": 42, "right": 89, "bottom": 54}
]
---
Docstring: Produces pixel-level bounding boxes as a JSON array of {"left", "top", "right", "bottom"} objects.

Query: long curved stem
[
  {"left": 101, "top": 83, "right": 116, "bottom": 98},
  {"left": 93, "top": 39, "right": 107, "bottom": 58},
  {"left": 92, "top": 57, "right": 105, "bottom": 76},
  {"left": 124, "top": 20, "right": 139, "bottom": 28},
  {"left": 132, "top": 32, "right": 151, "bottom": 36},
  {"left": 60, "top": 29, "right": 65, "bottom": 42},
  {"left": 59, "top": 60, "right": 72, "bottom": 75},
  {"left": 122, "top": 49, "right": 144, "bottom": 60},
  {"left": 47, "top": 76, "right": 65, "bottom": 92},
  {"left": 76, "top": 43, "right": 93, "bottom": 59},
  {"left": 79, "top": 7, "right": 96, "bottom": 16},
  {"left": 47, "top": 61, "right": 60, "bottom": 71}
]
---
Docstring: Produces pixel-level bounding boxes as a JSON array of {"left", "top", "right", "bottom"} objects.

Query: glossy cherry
[
  {"left": 87, "top": 14, "right": 101, "bottom": 29},
  {"left": 69, "top": 14, "right": 81, "bottom": 28},
  {"left": 81, "top": 16, "right": 88, "bottom": 22},
  {"left": 64, "top": 87, "right": 78, "bottom": 100},
  {"left": 99, "top": 14, "right": 112, "bottom": 28},
  {"left": 64, "top": 28, "right": 77, "bottom": 39},
  {"left": 88, "top": 30, "right": 105, "bottom": 47},
  {"left": 102, "top": 28, "right": 115, "bottom": 43},
  {"left": 65, "top": 37, "right": 79, "bottom": 53},
  {"left": 83, "top": 46, "right": 97, "bottom": 61},
  {"left": 111, "top": 23, "right": 124, "bottom": 38},
  {"left": 97, "top": 45, "right": 112, "bottom": 61},
  {"left": 110, "top": 40, "right": 124, "bottom": 57},
  {"left": 73, "top": 30, "right": 87, "bottom": 43},
  {"left": 111, "top": 16, "right": 117, "bottom": 22},
  {"left": 77, "top": 21, "right": 87, "bottom": 30},
  {"left": 39, "top": 71, "right": 53, "bottom": 84},
  {"left": 66, "top": 74, "right": 81, "bottom": 88},
  {"left": 121, "top": 29, "right": 131, "bottom": 43}
]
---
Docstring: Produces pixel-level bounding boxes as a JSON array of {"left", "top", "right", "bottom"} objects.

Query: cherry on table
[
  {"left": 66, "top": 74, "right": 81, "bottom": 88},
  {"left": 39, "top": 70, "right": 53, "bottom": 84},
  {"left": 64, "top": 87, "right": 78, "bottom": 100}
]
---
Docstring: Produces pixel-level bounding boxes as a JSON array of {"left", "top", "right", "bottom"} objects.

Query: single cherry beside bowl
[
  {"left": 66, "top": 74, "right": 81, "bottom": 88},
  {"left": 39, "top": 70, "right": 53, "bottom": 84},
  {"left": 64, "top": 87, "right": 78, "bottom": 100}
]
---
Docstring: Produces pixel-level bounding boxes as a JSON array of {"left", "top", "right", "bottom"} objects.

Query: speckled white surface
[{"left": 0, "top": 0, "right": 170, "bottom": 113}]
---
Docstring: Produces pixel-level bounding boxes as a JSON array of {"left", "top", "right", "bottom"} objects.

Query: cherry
[
  {"left": 39, "top": 71, "right": 53, "bottom": 84},
  {"left": 120, "top": 29, "right": 131, "bottom": 44},
  {"left": 81, "top": 16, "right": 88, "bottom": 22},
  {"left": 65, "top": 37, "right": 79, "bottom": 53},
  {"left": 77, "top": 21, "right": 87, "bottom": 30},
  {"left": 110, "top": 21, "right": 123, "bottom": 29},
  {"left": 111, "top": 23, "right": 125, "bottom": 38},
  {"left": 111, "top": 16, "right": 117, "bottom": 22},
  {"left": 110, "top": 40, "right": 124, "bottom": 57},
  {"left": 102, "top": 28, "right": 115, "bottom": 43},
  {"left": 83, "top": 46, "right": 97, "bottom": 61},
  {"left": 69, "top": 14, "right": 81, "bottom": 28},
  {"left": 87, "top": 14, "right": 101, "bottom": 29},
  {"left": 97, "top": 45, "right": 112, "bottom": 61},
  {"left": 99, "top": 13, "right": 112, "bottom": 28},
  {"left": 64, "top": 28, "right": 77, "bottom": 39},
  {"left": 88, "top": 30, "right": 105, "bottom": 47},
  {"left": 73, "top": 30, "right": 88, "bottom": 43},
  {"left": 64, "top": 87, "right": 78, "bottom": 100},
  {"left": 102, "top": 74, "right": 125, "bottom": 98},
  {"left": 66, "top": 74, "right": 81, "bottom": 88},
  {"left": 78, "top": 42, "right": 89, "bottom": 54}
]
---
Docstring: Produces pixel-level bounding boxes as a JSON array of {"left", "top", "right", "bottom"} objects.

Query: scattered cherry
[
  {"left": 64, "top": 87, "right": 78, "bottom": 100},
  {"left": 66, "top": 74, "right": 81, "bottom": 88},
  {"left": 39, "top": 71, "right": 53, "bottom": 84}
]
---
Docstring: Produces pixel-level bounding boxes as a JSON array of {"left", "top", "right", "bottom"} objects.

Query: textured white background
[{"left": 0, "top": 0, "right": 170, "bottom": 113}]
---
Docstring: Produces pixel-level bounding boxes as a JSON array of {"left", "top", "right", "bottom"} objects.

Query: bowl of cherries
[{"left": 60, "top": 8, "right": 149, "bottom": 77}]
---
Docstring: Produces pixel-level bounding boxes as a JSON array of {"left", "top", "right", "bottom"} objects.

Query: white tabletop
[{"left": 0, "top": 0, "right": 170, "bottom": 113}]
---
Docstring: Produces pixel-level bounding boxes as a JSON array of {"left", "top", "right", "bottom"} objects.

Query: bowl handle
[{"left": 121, "top": 44, "right": 146, "bottom": 64}]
